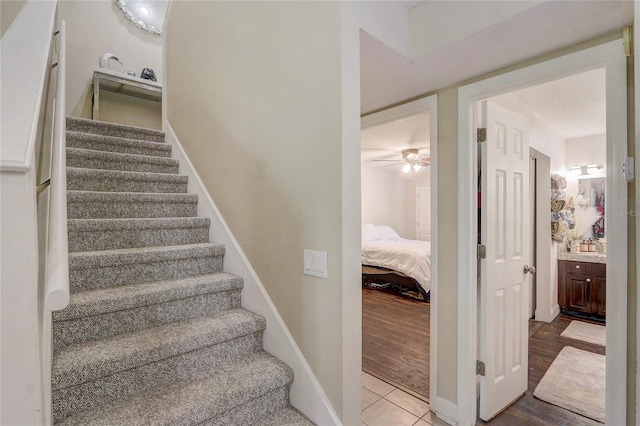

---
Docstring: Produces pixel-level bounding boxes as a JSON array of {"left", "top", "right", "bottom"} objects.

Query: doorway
[
  {"left": 458, "top": 40, "right": 627, "bottom": 425},
  {"left": 476, "top": 68, "right": 609, "bottom": 423},
  {"left": 360, "top": 95, "right": 438, "bottom": 403}
]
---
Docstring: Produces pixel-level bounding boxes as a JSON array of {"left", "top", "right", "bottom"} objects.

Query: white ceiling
[
  {"left": 360, "top": 1, "right": 632, "bottom": 114},
  {"left": 361, "top": 110, "right": 430, "bottom": 166},
  {"left": 490, "top": 68, "right": 606, "bottom": 139}
]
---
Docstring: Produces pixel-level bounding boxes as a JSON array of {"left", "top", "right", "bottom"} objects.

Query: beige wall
[
  {"left": 59, "top": 0, "right": 162, "bottom": 128},
  {"left": 165, "top": 0, "right": 348, "bottom": 419},
  {"left": 361, "top": 166, "right": 406, "bottom": 236},
  {"left": 434, "top": 87, "right": 460, "bottom": 403},
  {"left": 1, "top": 0, "right": 27, "bottom": 39}
]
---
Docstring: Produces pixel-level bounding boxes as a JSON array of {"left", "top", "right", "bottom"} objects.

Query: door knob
[{"left": 523, "top": 265, "right": 536, "bottom": 274}]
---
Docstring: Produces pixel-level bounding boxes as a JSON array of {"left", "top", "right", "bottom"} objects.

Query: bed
[{"left": 361, "top": 224, "right": 431, "bottom": 301}]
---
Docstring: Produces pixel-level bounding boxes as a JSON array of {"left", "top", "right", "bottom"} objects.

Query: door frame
[
  {"left": 361, "top": 94, "right": 438, "bottom": 405},
  {"left": 457, "top": 40, "right": 627, "bottom": 425},
  {"left": 529, "top": 148, "right": 556, "bottom": 323}
]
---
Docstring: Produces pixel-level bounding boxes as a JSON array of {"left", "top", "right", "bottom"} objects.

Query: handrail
[{"left": 45, "top": 20, "right": 69, "bottom": 311}]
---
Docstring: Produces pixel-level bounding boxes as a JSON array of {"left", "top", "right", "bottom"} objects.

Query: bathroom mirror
[
  {"left": 577, "top": 177, "right": 605, "bottom": 239},
  {"left": 115, "top": 0, "right": 168, "bottom": 36}
]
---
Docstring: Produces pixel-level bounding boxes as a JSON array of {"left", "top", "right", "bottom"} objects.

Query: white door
[
  {"left": 479, "top": 100, "right": 531, "bottom": 420},
  {"left": 416, "top": 184, "right": 431, "bottom": 241}
]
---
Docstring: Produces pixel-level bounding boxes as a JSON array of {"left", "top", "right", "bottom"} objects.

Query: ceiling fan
[{"left": 373, "top": 148, "right": 430, "bottom": 173}]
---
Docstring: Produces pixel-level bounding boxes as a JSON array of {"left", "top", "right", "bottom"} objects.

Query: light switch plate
[{"left": 304, "top": 250, "right": 328, "bottom": 279}]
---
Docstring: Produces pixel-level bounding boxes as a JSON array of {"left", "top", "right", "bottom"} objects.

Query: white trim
[
  {"left": 529, "top": 148, "right": 555, "bottom": 324},
  {"left": 360, "top": 94, "right": 439, "bottom": 408},
  {"left": 457, "top": 40, "right": 627, "bottom": 425},
  {"left": 164, "top": 122, "right": 340, "bottom": 426},
  {"left": 432, "top": 397, "right": 458, "bottom": 426}
]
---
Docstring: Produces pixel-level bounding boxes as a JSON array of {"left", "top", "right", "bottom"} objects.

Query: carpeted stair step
[
  {"left": 52, "top": 311, "right": 268, "bottom": 423},
  {"left": 53, "top": 272, "right": 243, "bottom": 349},
  {"left": 67, "top": 148, "right": 179, "bottom": 174},
  {"left": 52, "top": 308, "right": 265, "bottom": 389},
  {"left": 69, "top": 243, "right": 225, "bottom": 292},
  {"left": 259, "top": 406, "right": 316, "bottom": 426},
  {"left": 55, "top": 351, "right": 293, "bottom": 426},
  {"left": 67, "top": 116, "right": 165, "bottom": 142},
  {"left": 67, "top": 131, "right": 171, "bottom": 157},
  {"left": 67, "top": 167, "right": 188, "bottom": 193},
  {"left": 68, "top": 217, "right": 210, "bottom": 252},
  {"left": 67, "top": 191, "right": 198, "bottom": 219},
  {"left": 197, "top": 386, "right": 292, "bottom": 426}
]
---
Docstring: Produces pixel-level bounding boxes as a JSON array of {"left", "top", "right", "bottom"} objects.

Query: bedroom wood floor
[
  {"left": 362, "top": 287, "right": 430, "bottom": 400},
  {"left": 363, "top": 288, "right": 605, "bottom": 425}
]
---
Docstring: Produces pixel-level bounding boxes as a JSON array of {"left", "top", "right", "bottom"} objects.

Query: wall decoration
[{"left": 550, "top": 173, "right": 572, "bottom": 243}]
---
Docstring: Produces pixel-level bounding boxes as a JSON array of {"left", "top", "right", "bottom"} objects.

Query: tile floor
[{"left": 361, "top": 372, "right": 448, "bottom": 426}]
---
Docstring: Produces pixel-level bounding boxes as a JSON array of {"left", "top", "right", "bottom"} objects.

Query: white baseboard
[
  {"left": 432, "top": 397, "right": 459, "bottom": 425},
  {"left": 551, "top": 304, "right": 561, "bottom": 320},
  {"left": 164, "top": 122, "right": 340, "bottom": 425}
]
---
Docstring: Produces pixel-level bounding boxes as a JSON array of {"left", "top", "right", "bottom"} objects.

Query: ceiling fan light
[
  {"left": 402, "top": 163, "right": 411, "bottom": 173},
  {"left": 413, "top": 163, "right": 422, "bottom": 172}
]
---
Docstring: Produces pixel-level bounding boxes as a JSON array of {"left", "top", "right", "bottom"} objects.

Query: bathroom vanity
[{"left": 557, "top": 249, "right": 606, "bottom": 319}]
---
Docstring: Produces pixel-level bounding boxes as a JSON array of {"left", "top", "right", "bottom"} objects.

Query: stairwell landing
[{"left": 53, "top": 117, "right": 314, "bottom": 425}]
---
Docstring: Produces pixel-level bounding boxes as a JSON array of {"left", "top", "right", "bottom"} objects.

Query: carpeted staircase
[{"left": 52, "top": 117, "right": 314, "bottom": 425}]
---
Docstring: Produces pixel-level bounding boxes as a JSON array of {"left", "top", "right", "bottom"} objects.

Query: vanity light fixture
[{"left": 570, "top": 163, "right": 601, "bottom": 176}]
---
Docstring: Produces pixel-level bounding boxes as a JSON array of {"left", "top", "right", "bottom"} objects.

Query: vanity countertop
[{"left": 557, "top": 246, "right": 606, "bottom": 264}]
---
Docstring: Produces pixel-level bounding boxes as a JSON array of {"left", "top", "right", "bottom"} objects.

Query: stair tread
[
  {"left": 67, "top": 190, "right": 197, "bottom": 203},
  {"left": 68, "top": 130, "right": 169, "bottom": 148},
  {"left": 67, "top": 167, "right": 189, "bottom": 183},
  {"left": 56, "top": 351, "right": 292, "bottom": 426},
  {"left": 260, "top": 406, "right": 316, "bottom": 426},
  {"left": 67, "top": 217, "right": 210, "bottom": 231},
  {"left": 53, "top": 308, "right": 267, "bottom": 390},
  {"left": 54, "top": 272, "right": 243, "bottom": 321},
  {"left": 69, "top": 242, "right": 225, "bottom": 269},
  {"left": 67, "top": 116, "right": 165, "bottom": 140},
  {"left": 67, "top": 147, "right": 178, "bottom": 168}
]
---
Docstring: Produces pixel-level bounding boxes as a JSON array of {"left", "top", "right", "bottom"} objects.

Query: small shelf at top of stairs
[{"left": 53, "top": 117, "right": 314, "bottom": 426}]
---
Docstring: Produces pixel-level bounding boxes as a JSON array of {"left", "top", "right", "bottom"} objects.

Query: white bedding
[{"left": 361, "top": 238, "right": 431, "bottom": 292}]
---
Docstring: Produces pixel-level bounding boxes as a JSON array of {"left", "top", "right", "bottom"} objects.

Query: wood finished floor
[
  {"left": 477, "top": 314, "right": 605, "bottom": 426},
  {"left": 362, "top": 287, "right": 430, "bottom": 399},
  {"left": 363, "top": 288, "right": 605, "bottom": 425}
]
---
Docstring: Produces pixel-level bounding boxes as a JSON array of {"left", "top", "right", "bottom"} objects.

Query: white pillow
[
  {"left": 377, "top": 225, "right": 400, "bottom": 241},
  {"left": 362, "top": 223, "right": 381, "bottom": 243}
]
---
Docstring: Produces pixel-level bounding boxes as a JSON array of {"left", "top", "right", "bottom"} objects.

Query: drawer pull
[
  {"left": 586, "top": 278, "right": 592, "bottom": 283},
  {"left": 575, "top": 265, "right": 581, "bottom": 269}
]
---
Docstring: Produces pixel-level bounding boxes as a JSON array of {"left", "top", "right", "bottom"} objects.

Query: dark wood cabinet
[{"left": 558, "top": 260, "right": 606, "bottom": 318}]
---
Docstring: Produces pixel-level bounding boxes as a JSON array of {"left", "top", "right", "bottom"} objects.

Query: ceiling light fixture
[
  {"left": 138, "top": 6, "right": 150, "bottom": 15},
  {"left": 402, "top": 163, "right": 411, "bottom": 174},
  {"left": 413, "top": 164, "right": 422, "bottom": 172}
]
